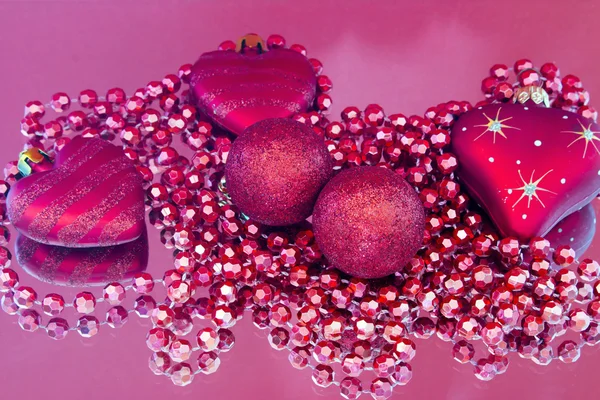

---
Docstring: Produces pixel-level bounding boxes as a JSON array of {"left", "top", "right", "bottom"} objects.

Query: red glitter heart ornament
[
  {"left": 452, "top": 102, "right": 600, "bottom": 240},
  {"left": 189, "top": 46, "right": 317, "bottom": 135},
  {"left": 6, "top": 136, "right": 145, "bottom": 248}
]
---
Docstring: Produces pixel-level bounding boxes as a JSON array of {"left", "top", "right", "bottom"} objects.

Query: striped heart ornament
[{"left": 6, "top": 136, "right": 145, "bottom": 248}]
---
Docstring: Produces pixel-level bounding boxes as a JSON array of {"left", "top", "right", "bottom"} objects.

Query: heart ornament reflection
[{"left": 16, "top": 231, "right": 149, "bottom": 286}]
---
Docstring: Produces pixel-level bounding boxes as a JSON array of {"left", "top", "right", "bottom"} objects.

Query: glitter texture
[
  {"left": 7, "top": 139, "right": 108, "bottom": 223},
  {"left": 7, "top": 137, "right": 145, "bottom": 247},
  {"left": 98, "top": 202, "right": 146, "bottom": 246},
  {"left": 189, "top": 48, "right": 317, "bottom": 135},
  {"left": 313, "top": 167, "right": 425, "bottom": 279},
  {"left": 225, "top": 118, "right": 333, "bottom": 226},
  {"left": 57, "top": 172, "right": 143, "bottom": 246},
  {"left": 27, "top": 157, "right": 134, "bottom": 243}
]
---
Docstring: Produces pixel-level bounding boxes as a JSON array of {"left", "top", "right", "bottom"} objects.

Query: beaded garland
[{"left": 1, "top": 37, "right": 600, "bottom": 400}]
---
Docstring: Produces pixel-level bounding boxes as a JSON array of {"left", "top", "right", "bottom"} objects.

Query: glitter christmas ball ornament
[
  {"left": 6, "top": 136, "right": 145, "bottom": 247},
  {"left": 225, "top": 118, "right": 334, "bottom": 226},
  {"left": 452, "top": 101, "right": 600, "bottom": 241},
  {"left": 313, "top": 166, "right": 425, "bottom": 279},
  {"left": 190, "top": 34, "right": 318, "bottom": 136}
]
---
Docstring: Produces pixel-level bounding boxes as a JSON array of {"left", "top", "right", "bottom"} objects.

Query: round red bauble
[
  {"left": 225, "top": 118, "right": 333, "bottom": 226},
  {"left": 313, "top": 166, "right": 425, "bottom": 279}
]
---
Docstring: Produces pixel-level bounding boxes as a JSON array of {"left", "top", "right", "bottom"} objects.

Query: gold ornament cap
[
  {"left": 236, "top": 33, "right": 266, "bottom": 54},
  {"left": 513, "top": 85, "right": 550, "bottom": 108},
  {"left": 18, "top": 147, "right": 53, "bottom": 177}
]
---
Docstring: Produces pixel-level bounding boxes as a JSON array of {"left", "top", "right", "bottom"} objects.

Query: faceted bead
[
  {"left": 77, "top": 315, "right": 100, "bottom": 338},
  {"left": 382, "top": 321, "right": 406, "bottom": 343},
  {"left": 568, "top": 309, "right": 591, "bottom": 332},
  {"left": 481, "top": 322, "right": 504, "bottom": 346},
  {"left": 312, "top": 364, "right": 335, "bottom": 387},
  {"left": 474, "top": 358, "right": 497, "bottom": 381},
  {"left": 532, "top": 276, "right": 556, "bottom": 300},
  {"left": 13, "top": 286, "right": 36, "bottom": 309},
  {"left": 18, "top": 309, "right": 41, "bottom": 332},
  {"left": 263, "top": 232, "right": 288, "bottom": 252},
  {"left": 152, "top": 305, "right": 175, "bottom": 328},
  {"left": 470, "top": 294, "right": 492, "bottom": 317},
  {"left": 340, "top": 377, "right": 362, "bottom": 400},
  {"left": 391, "top": 362, "right": 413, "bottom": 385},
  {"left": 134, "top": 295, "right": 156, "bottom": 317},
  {"left": 269, "top": 303, "right": 291, "bottom": 327},
  {"left": 581, "top": 321, "right": 600, "bottom": 345},
  {"left": 557, "top": 340, "right": 580, "bottom": 363},
  {"left": 289, "top": 346, "right": 311, "bottom": 369},
  {"left": 106, "top": 306, "right": 129, "bottom": 328},
  {"left": 170, "top": 363, "right": 194, "bottom": 386},
  {"left": 169, "top": 339, "right": 193, "bottom": 362},
  {"left": 452, "top": 340, "right": 475, "bottom": 363},
  {"left": 413, "top": 317, "right": 436, "bottom": 339},
  {"left": 131, "top": 273, "right": 154, "bottom": 294},
  {"left": 495, "top": 303, "right": 519, "bottom": 327},
  {"left": 557, "top": 283, "right": 578, "bottom": 304},
  {"left": 436, "top": 318, "right": 456, "bottom": 342},
  {"left": 440, "top": 295, "right": 465, "bottom": 319},
  {"left": 47, "top": 318, "right": 69, "bottom": 340},
  {"left": 73, "top": 292, "right": 96, "bottom": 314},
  {"left": 531, "top": 343, "right": 554, "bottom": 366},
  {"left": 342, "top": 353, "right": 365, "bottom": 377},
  {"left": 147, "top": 327, "right": 175, "bottom": 352},
  {"left": 167, "top": 280, "right": 195, "bottom": 304},
  {"left": 149, "top": 351, "right": 171, "bottom": 375},
  {"left": 514, "top": 292, "right": 534, "bottom": 312},
  {"left": 370, "top": 378, "right": 393, "bottom": 400},
  {"left": 50, "top": 92, "right": 71, "bottom": 112},
  {"left": 553, "top": 246, "right": 576, "bottom": 266},
  {"left": 504, "top": 267, "right": 528, "bottom": 290},
  {"left": 522, "top": 314, "right": 544, "bottom": 336},
  {"left": 103, "top": 282, "right": 126, "bottom": 305},
  {"left": 196, "top": 351, "right": 220, "bottom": 375},
  {"left": 218, "top": 329, "right": 235, "bottom": 352},
  {"left": 354, "top": 317, "right": 375, "bottom": 340},
  {"left": 268, "top": 327, "right": 290, "bottom": 350},
  {"left": 42, "top": 293, "right": 65, "bottom": 316},
  {"left": 471, "top": 265, "right": 494, "bottom": 291},
  {"left": 578, "top": 259, "right": 600, "bottom": 282},
  {"left": 1, "top": 294, "right": 18, "bottom": 315},
  {"left": 313, "top": 341, "right": 337, "bottom": 364},
  {"left": 212, "top": 304, "right": 236, "bottom": 328},
  {"left": 392, "top": 338, "right": 416, "bottom": 362},
  {"left": 0, "top": 268, "right": 19, "bottom": 292},
  {"left": 252, "top": 307, "right": 270, "bottom": 329}
]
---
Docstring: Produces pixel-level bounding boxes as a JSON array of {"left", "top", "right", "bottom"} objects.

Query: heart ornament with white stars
[{"left": 451, "top": 101, "right": 600, "bottom": 241}]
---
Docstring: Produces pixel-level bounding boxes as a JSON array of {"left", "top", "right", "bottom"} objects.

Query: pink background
[{"left": 1, "top": 1, "right": 600, "bottom": 399}]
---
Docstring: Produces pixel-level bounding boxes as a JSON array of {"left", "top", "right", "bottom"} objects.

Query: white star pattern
[
  {"left": 507, "top": 169, "right": 557, "bottom": 209},
  {"left": 562, "top": 120, "right": 600, "bottom": 158}
]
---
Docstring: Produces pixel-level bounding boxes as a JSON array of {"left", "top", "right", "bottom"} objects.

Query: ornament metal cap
[
  {"left": 17, "top": 147, "right": 53, "bottom": 178},
  {"left": 236, "top": 33, "right": 266, "bottom": 54},
  {"left": 513, "top": 85, "right": 551, "bottom": 108}
]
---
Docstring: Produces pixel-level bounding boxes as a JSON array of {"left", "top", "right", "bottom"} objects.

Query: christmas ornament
[
  {"left": 190, "top": 33, "right": 322, "bottom": 136},
  {"left": 225, "top": 118, "right": 333, "bottom": 226},
  {"left": 545, "top": 203, "right": 596, "bottom": 256},
  {"left": 15, "top": 231, "right": 148, "bottom": 286},
  {"left": 452, "top": 101, "right": 600, "bottom": 241},
  {"left": 6, "top": 136, "right": 145, "bottom": 247},
  {"left": 2, "top": 49, "right": 600, "bottom": 400},
  {"left": 313, "top": 166, "right": 425, "bottom": 279}
]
